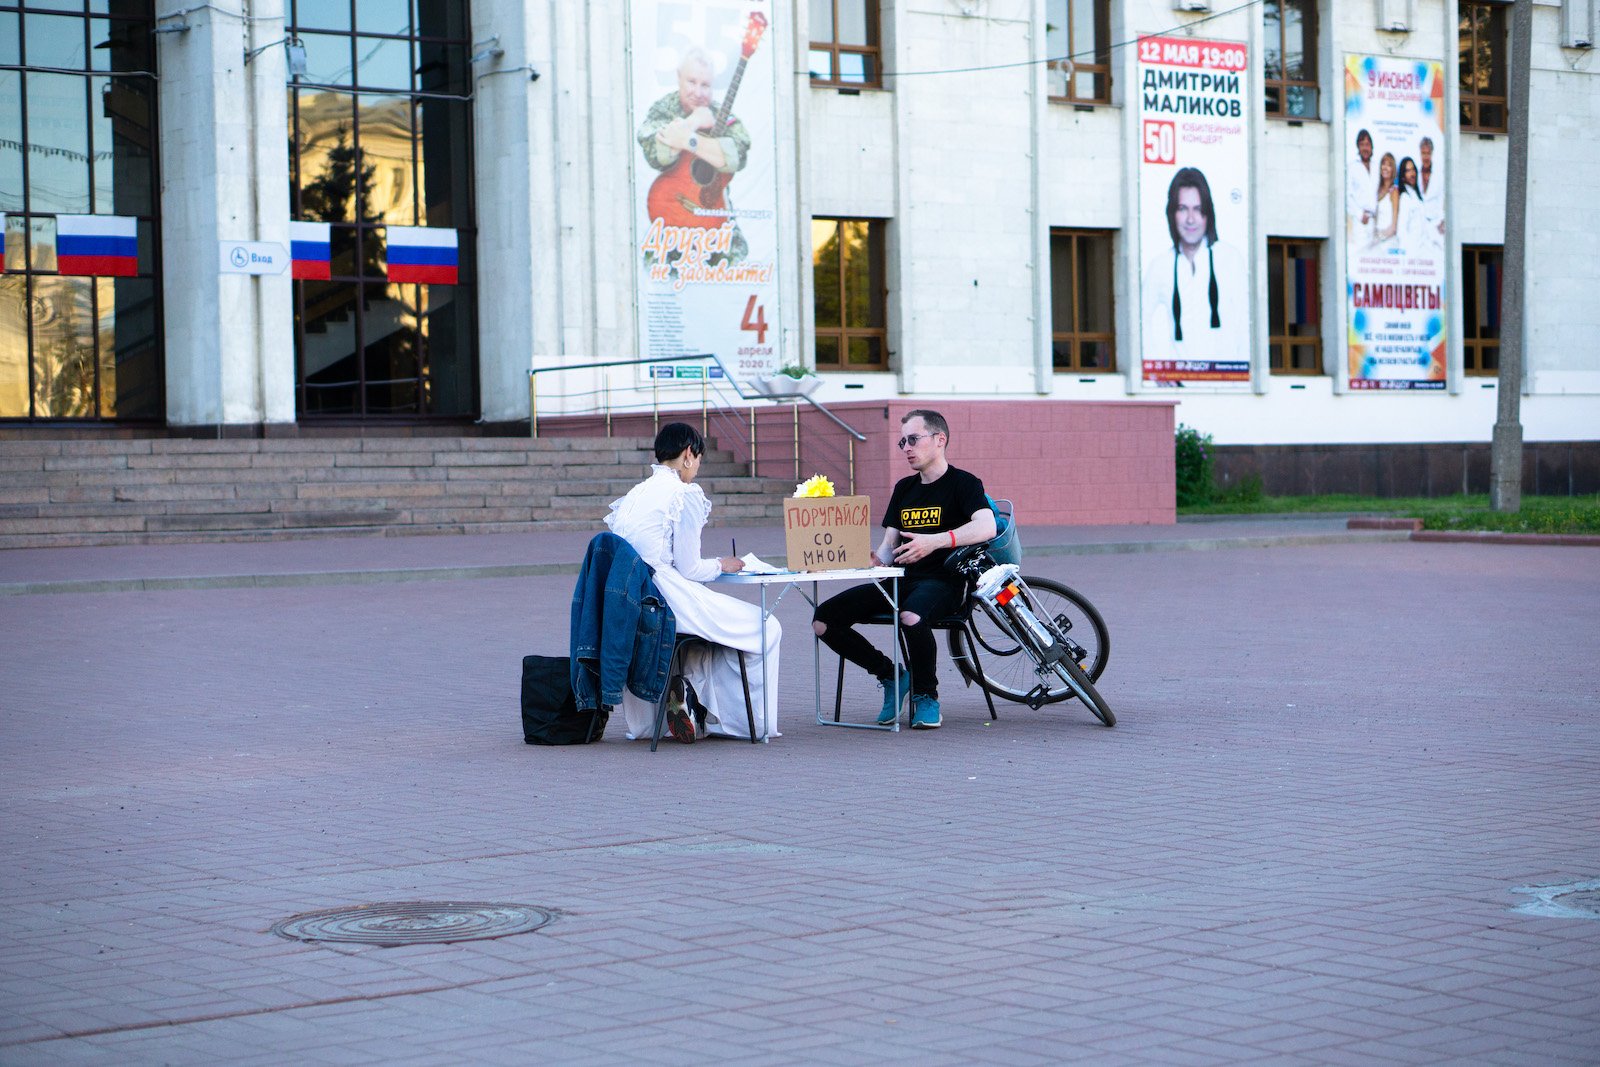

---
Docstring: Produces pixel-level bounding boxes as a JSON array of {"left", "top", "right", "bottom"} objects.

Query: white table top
[{"left": 715, "top": 565, "right": 903, "bottom": 586}]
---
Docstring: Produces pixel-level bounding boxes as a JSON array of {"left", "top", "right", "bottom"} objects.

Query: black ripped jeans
[{"left": 814, "top": 575, "right": 967, "bottom": 698}]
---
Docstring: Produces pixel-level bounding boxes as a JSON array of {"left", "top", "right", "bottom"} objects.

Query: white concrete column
[
  {"left": 155, "top": 0, "right": 293, "bottom": 430},
  {"left": 1028, "top": 0, "right": 1051, "bottom": 395},
  {"left": 472, "top": 0, "right": 541, "bottom": 423},
  {"left": 1442, "top": 0, "right": 1464, "bottom": 396}
]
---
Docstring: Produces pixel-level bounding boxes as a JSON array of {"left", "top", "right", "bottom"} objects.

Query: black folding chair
[
  {"left": 650, "top": 634, "right": 759, "bottom": 750},
  {"left": 828, "top": 499, "right": 1016, "bottom": 725},
  {"left": 830, "top": 604, "right": 1000, "bottom": 724}
]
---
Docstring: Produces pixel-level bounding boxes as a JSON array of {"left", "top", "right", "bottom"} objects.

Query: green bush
[
  {"left": 1174, "top": 424, "right": 1215, "bottom": 507},
  {"left": 1213, "top": 472, "right": 1265, "bottom": 506}
]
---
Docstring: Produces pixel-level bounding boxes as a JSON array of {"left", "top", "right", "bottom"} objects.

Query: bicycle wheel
[
  {"left": 948, "top": 578, "right": 1110, "bottom": 704},
  {"left": 1051, "top": 649, "right": 1116, "bottom": 727}
]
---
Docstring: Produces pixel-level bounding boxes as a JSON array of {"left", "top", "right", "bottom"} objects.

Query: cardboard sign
[{"left": 783, "top": 496, "right": 873, "bottom": 571}]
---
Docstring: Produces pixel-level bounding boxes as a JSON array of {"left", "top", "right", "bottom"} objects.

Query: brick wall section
[
  {"left": 1213, "top": 441, "right": 1600, "bottom": 497},
  {"left": 538, "top": 400, "right": 1178, "bottom": 526},
  {"left": 873, "top": 401, "right": 1177, "bottom": 527}
]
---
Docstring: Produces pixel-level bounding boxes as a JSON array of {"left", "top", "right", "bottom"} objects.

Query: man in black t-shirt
[{"left": 813, "top": 410, "right": 996, "bottom": 729}]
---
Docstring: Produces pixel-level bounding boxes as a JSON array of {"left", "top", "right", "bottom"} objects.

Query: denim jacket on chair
[{"left": 570, "top": 532, "right": 676, "bottom": 711}]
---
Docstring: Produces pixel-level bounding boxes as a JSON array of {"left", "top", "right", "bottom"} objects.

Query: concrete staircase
[{"left": 0, "top": 436, "right": 793, "bottom": 549}]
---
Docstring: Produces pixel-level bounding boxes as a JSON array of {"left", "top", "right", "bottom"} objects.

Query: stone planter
[{"left": 751, "top": 374, "right": 822, "bottom": 399}]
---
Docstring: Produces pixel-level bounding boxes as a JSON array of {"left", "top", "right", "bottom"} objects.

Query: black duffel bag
[{"left": 521, "top": 655, "right": 607, "bottom": 745}]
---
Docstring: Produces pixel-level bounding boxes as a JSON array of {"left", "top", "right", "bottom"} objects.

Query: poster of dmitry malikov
[
  {"left": 630, "top": 0, "right": 782, "bottom": 389},
  {"left": 1137, "top": 34, "right": 1252, "bottom": 390}
]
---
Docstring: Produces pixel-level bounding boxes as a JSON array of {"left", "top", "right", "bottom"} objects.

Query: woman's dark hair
[
  {"left": 654, "top": 422, "right": 704, "bottom": 462},
  {"left": 1397, "top": 156, "right": 1420, "bottom": 197}
]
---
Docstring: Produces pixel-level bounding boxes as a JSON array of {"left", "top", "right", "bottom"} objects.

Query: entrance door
[{"left": 287, "top": 0, "right": 477, "bottom": 419}]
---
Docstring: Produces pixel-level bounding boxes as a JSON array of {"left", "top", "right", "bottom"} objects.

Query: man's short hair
[
  {"left": 678, "top": 48, "right": 712, "bottom": 76},
  {"left": 1419, "top": 135, "right": 1434, "bottom": 151},
  {"left": 654, "top": 422, "right": 704, "bottom": 462},
  {"left": 1165, "top": 167, "right": 1219, "bottom": 248},
  {"left": 901, "top": 409, "right": 949, "bottom": 441},
  {"left": 1356, "top": 128, "right": 1373, "bottom": 145}
]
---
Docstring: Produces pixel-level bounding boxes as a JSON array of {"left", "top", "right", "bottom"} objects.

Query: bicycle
[{"left": 944, "top": 545, "right": 1116, "bottom": 727}]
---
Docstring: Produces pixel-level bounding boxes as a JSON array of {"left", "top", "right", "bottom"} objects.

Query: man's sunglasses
[{"left": 897, "top": 432, "right": 941, "bottom": 449}]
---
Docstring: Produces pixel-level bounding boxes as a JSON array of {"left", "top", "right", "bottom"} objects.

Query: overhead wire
[{"left": 874, "top": 0, "right": 1268, "bottom": 79}]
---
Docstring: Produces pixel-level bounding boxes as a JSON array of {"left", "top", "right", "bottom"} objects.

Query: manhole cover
[
  {"left": 1510, "top": 880, "right": 1600, "bottom": 920},
  {"left": 272, "top": 902, "right": 554, "bottom": 946}
]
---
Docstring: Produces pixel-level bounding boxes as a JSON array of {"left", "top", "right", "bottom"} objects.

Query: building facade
[{"left": 1, "top": 0, "right": 1596, "bottom": 464}]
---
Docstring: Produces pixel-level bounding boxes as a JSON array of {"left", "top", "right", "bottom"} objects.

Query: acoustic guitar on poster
[{"left": 645, "top": 12, "right": 767, "bottom": 231}]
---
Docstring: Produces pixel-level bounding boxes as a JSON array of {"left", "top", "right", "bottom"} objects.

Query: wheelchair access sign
[{"left": 218, "top": 241, "right": 289, "bottom": 275}]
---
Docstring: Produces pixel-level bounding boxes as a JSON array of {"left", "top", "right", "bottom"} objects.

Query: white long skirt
[{"left": 617, "top": 567, "right": 782, "bottom": 741}]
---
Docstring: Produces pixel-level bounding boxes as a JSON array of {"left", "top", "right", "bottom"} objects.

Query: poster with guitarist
[{"left": 631, "top": 0, "right": 782, "bottom": 388}]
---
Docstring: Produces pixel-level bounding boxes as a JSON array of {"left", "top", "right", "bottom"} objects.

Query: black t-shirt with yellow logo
[{"left": 882, "top": 465, "right": 988, "bottom": 577}]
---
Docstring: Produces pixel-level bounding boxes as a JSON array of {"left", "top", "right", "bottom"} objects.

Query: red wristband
[{"left": 949, "top": 530, "right": 957, "bottom": 548}]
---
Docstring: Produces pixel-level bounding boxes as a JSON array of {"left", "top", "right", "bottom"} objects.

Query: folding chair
[
  {"left": 650, "top": 634, "right": 759, "bottom": 750},
  {"left": 828, "top": 498, "right": 1016, "bottom": 725},
  {"left": 830, "top": 604, "right": 999, "bottom": 724}
]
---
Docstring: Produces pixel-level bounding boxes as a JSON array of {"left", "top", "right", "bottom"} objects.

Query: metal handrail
[{"left": 527, "top": 356, "right": 868, "bottom": 492}]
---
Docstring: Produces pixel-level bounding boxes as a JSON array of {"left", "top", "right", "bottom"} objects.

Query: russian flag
[
  {"left": 386, "top": 226, "right": 458, "bottom": 285},
  {"left": 55, "top": 215, "right": 138, "bottom": 276},
  {"left": 289, "top": 221, "right": 331, "bottom": 280}
]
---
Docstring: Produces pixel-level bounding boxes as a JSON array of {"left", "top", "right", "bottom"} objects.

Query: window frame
[
  {"left": 1461, "top": 244, "right": 1502, "bottom": 376},
  {"left": 809, "top": 0, "right": 883, "bottom": 90},
  {"left": 1263, "top": 0, "right": 1320, "bottom": 120},
  {"left": 1459, "top": 0, "right": 1509, "bottom": 134},
  {"left": 287, "top": 0, "right": 479, "bottom": 421},
  {"left": 1, "top": 3, "right": 164, "bottom": 423},
  {"left": 1266, "top": 237, "right": 1324, "bottom": 376},
  {"left": 1048, "top": 228, "right": 1117, "bottom": 374},
  {"left": 811, "top": 216, "right": 889, "bottom": 372},
  {"left": 1046, "top": 0, "right": 1113, "bottom": 106}
]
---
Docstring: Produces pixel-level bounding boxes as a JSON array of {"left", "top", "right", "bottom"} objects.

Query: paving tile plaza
[{"left": 1, "top": 525, "right": 1597, "bottom": 1064}]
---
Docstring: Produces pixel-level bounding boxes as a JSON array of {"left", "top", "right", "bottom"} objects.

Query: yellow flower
[{"left": 794, "top": 474, "right": 836, "bottom": 498}]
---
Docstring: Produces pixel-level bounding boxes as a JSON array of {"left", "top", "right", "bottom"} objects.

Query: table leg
[
  {"left": 759, "top": 584, "right": 770, "bottom": 743},
  {"left": 891, "top": 574, "right": 901, "bottom": 733},
  {"left": 812, "top": 579, "right": 822, "bottom": 727}
]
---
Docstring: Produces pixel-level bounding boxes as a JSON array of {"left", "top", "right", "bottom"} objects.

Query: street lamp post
[{"left": 1490, "top": 0, "right": 1533, "bottom": 512}]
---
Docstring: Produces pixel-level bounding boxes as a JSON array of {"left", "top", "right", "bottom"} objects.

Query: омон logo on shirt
[{"left": 900, "top": 506, "right": 942, "bottom": 529}]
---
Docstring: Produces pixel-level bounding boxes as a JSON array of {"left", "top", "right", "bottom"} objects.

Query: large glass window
[
  {"left": 1267, "top": 238, "right": 1322, "bottom": 374},
  {"left": 1264, "top": 0, "right": 1319, "bottom": 119},
  {"left": 1460, "top": 1, "right": 1508, "bottom": 133},
  {"left": 1046, "top": 0, "right": 1111, "bottom": 105},
  {"left": 0, "top": 2, "right": 162, "bottom": 421},
  {"left": 812, "top": 218, "right": 887, "bottom": 371},
  {"left": 1049, "top": 229, "right": 1116, "bottom": 372},
  {"left": 809, "top": 0, "right": 881, "bottom": 88},
  {"left": 1462, "top": 244, "right": 1501, "bottom": 375},
  {"left": 288, "top": 0, "right": 477, "bottom": 419}
]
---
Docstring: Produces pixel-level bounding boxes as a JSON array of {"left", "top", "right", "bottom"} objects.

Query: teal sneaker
[
  {"left": 910, "top": 693, "right": 942, "bottom": 730},
  {"left": 878, "top": 673, "right": 912, "bottom": 725}
]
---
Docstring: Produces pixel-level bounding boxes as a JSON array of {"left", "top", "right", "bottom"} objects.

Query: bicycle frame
[{"left": 970, "top": 562, "right": 1088, "bottom": 709}]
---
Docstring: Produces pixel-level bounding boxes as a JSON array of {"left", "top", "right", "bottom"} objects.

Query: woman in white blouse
[
  {"left": 603, "top": 423, "right": 782, "bottom": 742},
  {"left": 1370, "top": 152, "right": 1400, "bottom": 248}
]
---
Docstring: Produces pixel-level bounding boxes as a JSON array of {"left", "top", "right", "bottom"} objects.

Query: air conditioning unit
[
  {"left": 1174, "top": 0, "right": 1210, "bottom": 11},
  {"left": 1377, "top": 0, "right": 1412, "bottom": 33},
  {"left": 1561, "top": 0, "right": 1595, "bottom": 48}
]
